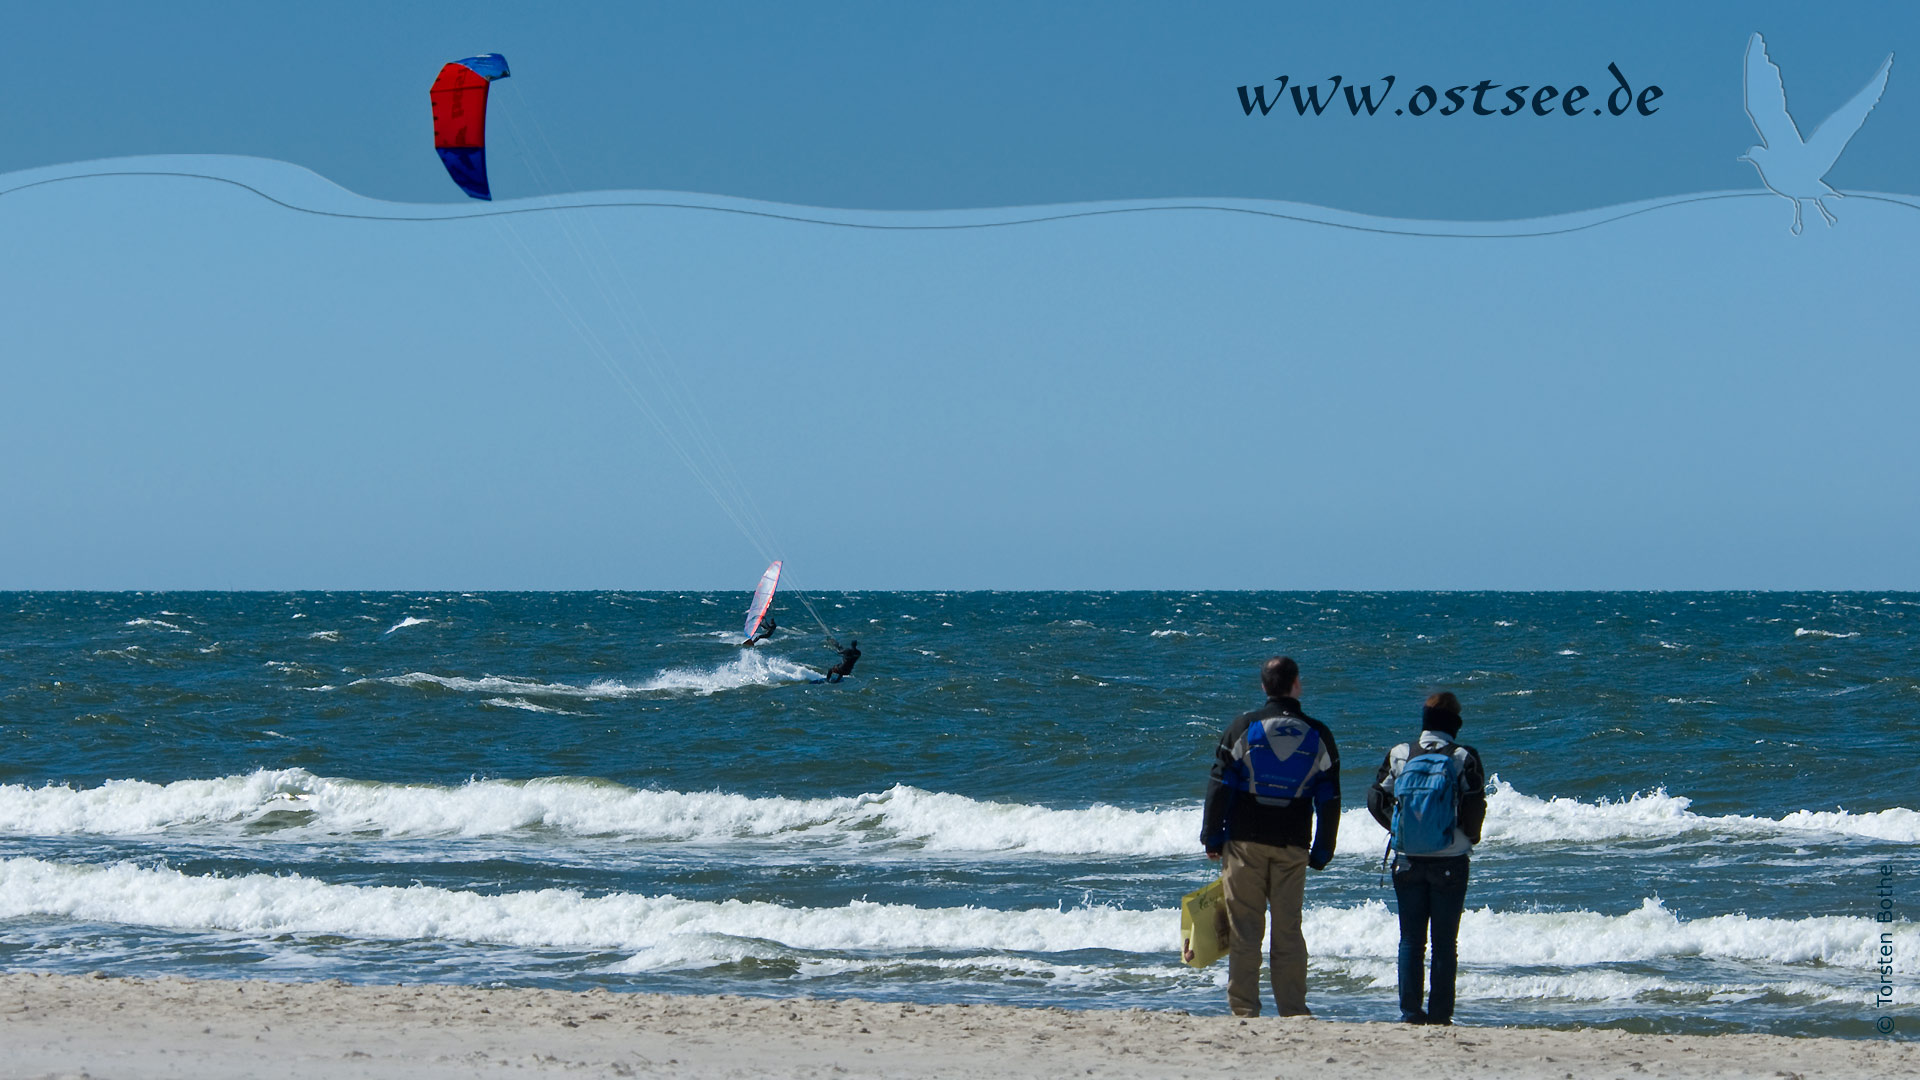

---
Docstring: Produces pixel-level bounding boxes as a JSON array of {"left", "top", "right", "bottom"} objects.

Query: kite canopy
[{"left": 431, "top": 53, "right": 511, "bottom": 200}]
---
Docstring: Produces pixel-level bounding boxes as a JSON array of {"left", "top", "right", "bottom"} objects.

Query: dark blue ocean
[{"left": 1, "top": 591, "right": 1914, "bottom": 1038}]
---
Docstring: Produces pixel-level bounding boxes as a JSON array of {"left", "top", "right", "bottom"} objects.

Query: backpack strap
[
  {"left": 1376, "top": 742, "right": 1412, "bottom": 802},
  {"left": 1378, "top": 742, "right": 1409, "bottom": 871}
]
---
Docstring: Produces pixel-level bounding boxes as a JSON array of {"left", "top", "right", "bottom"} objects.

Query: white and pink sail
[{"left": 743, "top": 560, "right": 781, "bottom": 641}]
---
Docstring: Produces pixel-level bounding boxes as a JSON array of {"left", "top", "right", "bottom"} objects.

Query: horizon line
[{"left": 4, "top": 587, "right": 1915, "bottom": 595}]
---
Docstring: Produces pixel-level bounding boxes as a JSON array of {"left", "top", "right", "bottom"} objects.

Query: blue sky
[{"left": 1, "top": 3, "right": 1915, "bottom": 588}]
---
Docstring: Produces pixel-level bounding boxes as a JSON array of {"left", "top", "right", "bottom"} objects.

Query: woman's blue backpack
[{"left": 1391, "top": 747, "right": 1463, "bottom": 855}]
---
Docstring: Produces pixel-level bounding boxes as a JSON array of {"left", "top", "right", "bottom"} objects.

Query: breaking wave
[
  {"left": 0, "top": 771, "right": 1188, "bottom": 854},
  {"left": 1, "top": 772, "right": 1915, "bottom": 851},
  {"left": 0, "top": 856, "right": 1906, "bottom": 1002},
  {"left": 1477, "top": 780, "right": 1920, "bottom": 845}
]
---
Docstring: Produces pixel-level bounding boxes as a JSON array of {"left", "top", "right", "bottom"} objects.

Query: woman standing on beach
[{"left": 1366, "top": 692, "right": 1488, "bottom": 1025}]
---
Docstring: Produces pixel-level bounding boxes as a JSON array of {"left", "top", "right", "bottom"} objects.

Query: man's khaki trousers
[{"left": 1221, "top": 839, "right": 1309, "bottom": 1017}]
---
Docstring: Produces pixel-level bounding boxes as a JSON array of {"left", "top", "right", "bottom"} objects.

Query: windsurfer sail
[{"left": 743, "top": 560, "right": 781, "bottom": 645}]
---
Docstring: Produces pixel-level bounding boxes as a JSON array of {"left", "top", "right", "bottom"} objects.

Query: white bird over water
[{"left": 1740, "top": 32, "right": 1893, "bottom": 234}]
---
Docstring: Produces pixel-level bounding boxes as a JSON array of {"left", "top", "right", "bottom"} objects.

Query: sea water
[{"left": 0, "top": 591, "right": 1913, "bottom": 1037}]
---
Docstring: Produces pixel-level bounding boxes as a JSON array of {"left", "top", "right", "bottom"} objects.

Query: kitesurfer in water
[
  {"left": 824, "top": 639, "right": 861, "bottom": 683},
  {"left": 744, "top": 612, "right": 777, "bottom": 646}
]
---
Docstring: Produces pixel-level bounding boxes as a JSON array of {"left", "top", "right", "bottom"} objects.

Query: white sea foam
[
  {"left": 1795, "top": 628, "right": 1860, "bottom": 639},
  {"left": 384, "top": 616, "right": 431, "bottom": 634},
  {"left": 123, "top": 618, "right": 188, "bottom": 633},
  {"left": 0, "top": 771, "right": 1189, "bottom": 853},
  {"left": 481, "top": 697, "right": 587, "bottom": 716},
  {"left": 1149, "top": 630, "right": 1190, "bottom": 639},
  {"left": 1478, "top": 780, "right": 1920, "bottom": 845},
  {"left": 361, "top": 652, "right": 817, "bottom": 699},
  {"left": 0, "top": 855, "right": 1162, "bottom": 956},
  {"left": 0, "top": 856, "right": 1909, "bottom": 998},
  {"left": 1324, "top": 957, "right": 1855, "bottom": 1005},
  {"left": 368, "top": 672, "right": 624, "bottom": 697},
  {"left": 306, "top": 630, "right": 340, "bottom": 641},
  {"left": 1305, "top": 896, "right": 1915, "bottom": 969},
  {"left": 3, "top": 771, "right": 1916, "bottom": 852},
  {"left": 775, "top": 952, "right": 1213, "bottom": 991}
]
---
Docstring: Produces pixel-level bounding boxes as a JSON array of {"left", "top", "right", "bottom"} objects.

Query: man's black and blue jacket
[{"left": 1200, "top": 695, "right": 1341, "bottom": 867}]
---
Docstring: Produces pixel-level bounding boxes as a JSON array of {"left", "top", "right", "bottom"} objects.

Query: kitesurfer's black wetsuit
[
  {"left": 747, "top": 615, "right": 777, "bottom": 645},
  {"left": 825, "top": 643, "right": 861, "bottom": 683}
]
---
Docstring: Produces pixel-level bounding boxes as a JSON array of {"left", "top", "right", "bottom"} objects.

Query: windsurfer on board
[
  {"left": 741, "top": 561, "right": 781, "bottom": 646},
  {"left": 743, "top": 612, "right": 777, "bottom": 646},
  {"left": 824, "top": 639, "right": 861, "bottom": 683}
]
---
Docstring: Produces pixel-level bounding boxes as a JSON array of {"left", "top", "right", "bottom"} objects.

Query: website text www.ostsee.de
[{"left": 1237, "top": 63, "right": 1662, "bottom": 118}]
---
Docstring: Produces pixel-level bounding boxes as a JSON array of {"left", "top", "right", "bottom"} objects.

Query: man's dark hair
[
  {"left": 1425, "top": 691, "right": 1460, "bottom": 715},
  {"left": 1261, "top": 656, "right": 1300, "bottom": 698}
]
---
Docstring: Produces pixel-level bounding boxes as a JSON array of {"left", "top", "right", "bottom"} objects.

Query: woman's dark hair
[{"left": 1422, "top": 691, "right": 1462, "bottom": 735}]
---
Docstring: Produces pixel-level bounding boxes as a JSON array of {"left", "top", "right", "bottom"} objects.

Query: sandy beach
[{"left": 1, "top": 973, "right": 1909, "bottom": 1080}]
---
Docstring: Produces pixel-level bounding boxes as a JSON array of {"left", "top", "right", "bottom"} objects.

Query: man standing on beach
[{"left": 1200, "top": 656, "right": 1341, "bottom": 1018}]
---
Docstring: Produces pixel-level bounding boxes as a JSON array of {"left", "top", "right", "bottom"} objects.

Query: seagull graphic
[{"left": 1740, "top": 32, "right": 1893, "bottom": 234}]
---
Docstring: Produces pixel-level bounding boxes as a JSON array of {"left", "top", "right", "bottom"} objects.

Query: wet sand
[{"left": 3, "top": 972, "right": 1911, "bottom": 1079}]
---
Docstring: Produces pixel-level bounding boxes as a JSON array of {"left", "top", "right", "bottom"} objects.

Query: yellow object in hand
[{"left": 1179, "top": 877, "right": 1228, "bottom": 969}]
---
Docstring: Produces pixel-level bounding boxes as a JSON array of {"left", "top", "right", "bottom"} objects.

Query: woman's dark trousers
[{"left": 1392, "top": 854, "right": 1469, "bottom": 1023}]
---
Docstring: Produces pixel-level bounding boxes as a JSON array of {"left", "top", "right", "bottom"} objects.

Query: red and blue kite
[{"left": 431, "top": 54, "right": 511, "bottom": 200}]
